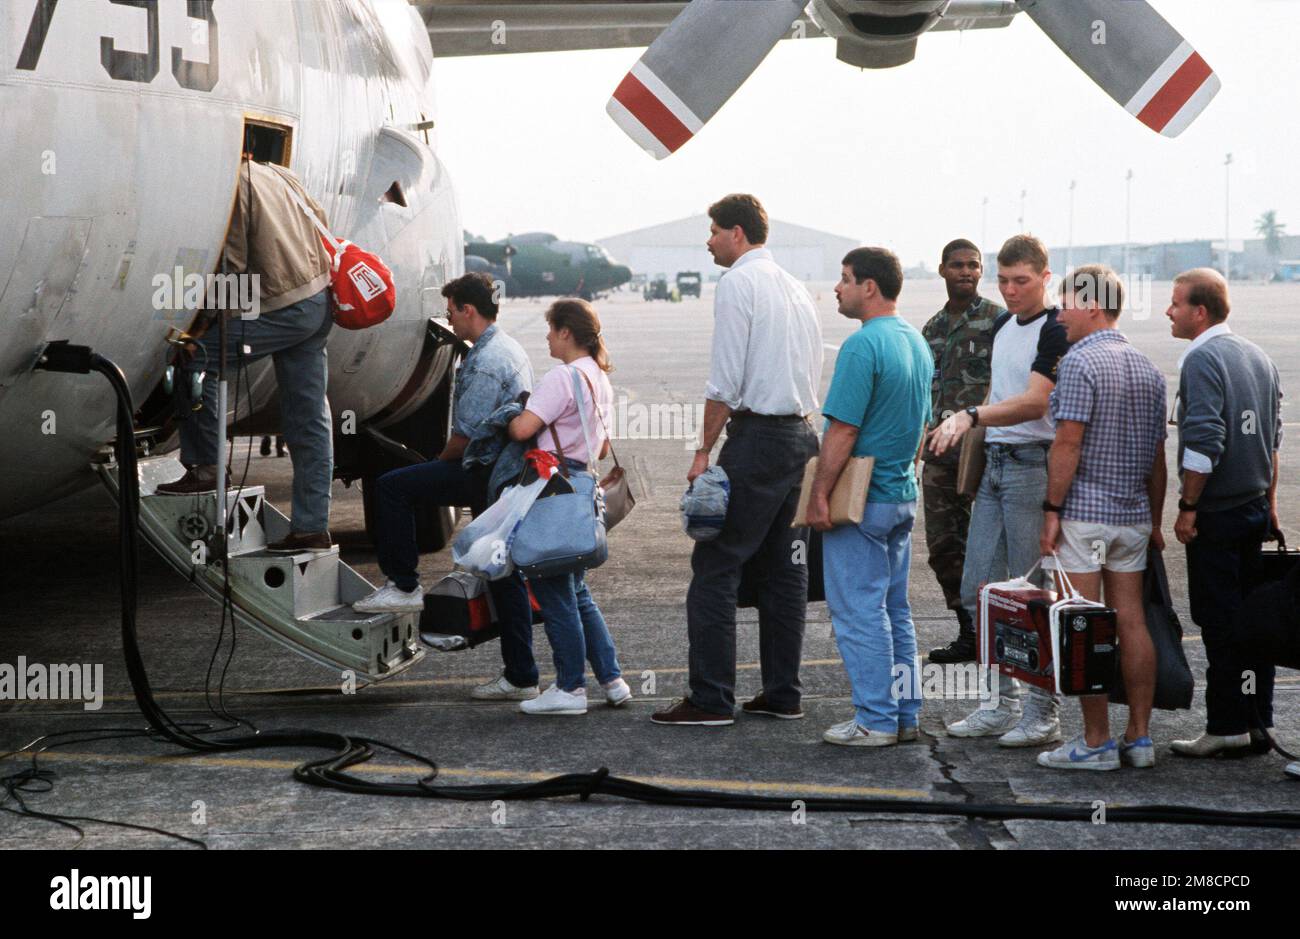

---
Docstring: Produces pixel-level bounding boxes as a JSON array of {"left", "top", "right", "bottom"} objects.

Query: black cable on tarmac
[{"left": 20, "top": 345, "right": 1300, "bottom": 846}]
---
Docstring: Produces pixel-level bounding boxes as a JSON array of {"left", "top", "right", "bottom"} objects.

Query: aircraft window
[{"left": 381, "top": 181, "right": 408, "bottom": 208}]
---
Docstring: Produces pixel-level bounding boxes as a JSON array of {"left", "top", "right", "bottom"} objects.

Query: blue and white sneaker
[
  {"left": 1036, "top": 734, "right": 1120, "bottom": 771},
  {"left": 1119, "top": 735, "right": 1156, "bottom": 768}
]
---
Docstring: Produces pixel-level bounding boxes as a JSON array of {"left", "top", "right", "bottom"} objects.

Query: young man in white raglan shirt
[{"left": 928, "top": 234, "right": 1070, "bottom": 747}]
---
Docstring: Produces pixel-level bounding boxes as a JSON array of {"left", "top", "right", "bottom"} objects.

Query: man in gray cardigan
[{"left": 1166, "top": 269, "right": 1283, "bottom": 758}]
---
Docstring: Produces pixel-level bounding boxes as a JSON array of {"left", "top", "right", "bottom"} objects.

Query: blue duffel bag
[{"left": 510, "top": 469, "right": 608, "bottom": 578}]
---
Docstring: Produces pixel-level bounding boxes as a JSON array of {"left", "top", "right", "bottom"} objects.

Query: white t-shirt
[{"left": 984, "top": 308, "right": 1070, "bottom": 445}]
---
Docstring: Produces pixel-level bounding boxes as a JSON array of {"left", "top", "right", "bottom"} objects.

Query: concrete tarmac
[{"left": 2, "top": 279, "right": 1298, "bottom": 849}]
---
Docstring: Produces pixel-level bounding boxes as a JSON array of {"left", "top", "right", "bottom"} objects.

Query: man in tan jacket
[{"left": 159, "top": 156, "right": 336, "bottom": 553}]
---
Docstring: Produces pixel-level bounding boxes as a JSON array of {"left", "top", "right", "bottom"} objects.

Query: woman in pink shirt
[{"left": 507, "top": 299, "right": 630, "bottom": 715}]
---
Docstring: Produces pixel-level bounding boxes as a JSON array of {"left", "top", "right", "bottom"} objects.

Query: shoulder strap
[
  {"left": 576, "top": 367, "right": 619, "bottom": 468},
  {"left": 568, "top": 366, "right": 599, "bottom": 473},
  {"left": 280, "top": 172, "right": 343, "bottom": 253}
]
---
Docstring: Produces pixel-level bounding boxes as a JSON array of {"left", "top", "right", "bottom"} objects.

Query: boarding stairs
[{"left": 96, "top": 454, "right": 423, "bottom": 685}]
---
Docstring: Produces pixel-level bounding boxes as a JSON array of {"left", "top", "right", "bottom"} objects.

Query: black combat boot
[{"left": 928, "top": 607, "right": 977, "bottom": 663}]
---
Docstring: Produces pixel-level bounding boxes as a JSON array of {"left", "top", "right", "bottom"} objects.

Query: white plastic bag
[{"left": 452, "top": 476, "right": 549, "bottom": 580}]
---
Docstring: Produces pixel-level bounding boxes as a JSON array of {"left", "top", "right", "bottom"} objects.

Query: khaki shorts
[{"left": 1055, "top": 519, "right": 1151, "bottom": 574}]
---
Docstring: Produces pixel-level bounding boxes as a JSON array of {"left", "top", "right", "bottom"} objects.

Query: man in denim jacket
[{"left": 354, "top": 273, "right": 541, "bottom": 701}]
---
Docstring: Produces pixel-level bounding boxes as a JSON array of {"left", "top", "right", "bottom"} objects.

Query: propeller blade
[
  {"left": 1018, "top": 0, "right": 1220, "bottom": 137},
  {"left": 606, "top": 0, "right": 806, "bottom": 159}
]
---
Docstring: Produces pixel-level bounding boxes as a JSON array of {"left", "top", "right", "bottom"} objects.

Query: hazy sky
[{"left": 431, "top": 0, "right": 1300, "bottom": 267}]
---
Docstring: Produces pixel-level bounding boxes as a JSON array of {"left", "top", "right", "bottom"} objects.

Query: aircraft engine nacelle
[{"left": 808, "top": 0, "right": 949, "bottom": 68}]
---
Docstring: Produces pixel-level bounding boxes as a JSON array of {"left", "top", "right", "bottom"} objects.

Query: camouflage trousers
[{"left": 921, "top": 459, "right": 972, "bottom": 611}]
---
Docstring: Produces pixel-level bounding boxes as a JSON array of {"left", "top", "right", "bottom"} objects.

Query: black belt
[
  {"left": 985, "top": 440, "right": 1051, "bottom": 451},
  {"left": 732, "top": 410, "right": 806, "bottom": 423}
]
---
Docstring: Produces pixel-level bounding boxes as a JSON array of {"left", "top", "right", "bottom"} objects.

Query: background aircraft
[{"left": 465, "top": 232, "right": 632, "bottom": 300}]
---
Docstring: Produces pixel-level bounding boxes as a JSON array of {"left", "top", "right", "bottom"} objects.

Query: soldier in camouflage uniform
[{"left": 921, "top": 240, "right": 1004, "bottom": 663}]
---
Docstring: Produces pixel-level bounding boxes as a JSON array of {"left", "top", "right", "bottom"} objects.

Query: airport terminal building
[
  {"left": 597, "top": 214, "right": 859, "bottom": 283},
  {"left": 998, "top": 233, "right": 1300, "bottom": 281}
]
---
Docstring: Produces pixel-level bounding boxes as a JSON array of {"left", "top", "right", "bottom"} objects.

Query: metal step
[{"left": 95, "top": 455, "right": 423, "bottom": 685}]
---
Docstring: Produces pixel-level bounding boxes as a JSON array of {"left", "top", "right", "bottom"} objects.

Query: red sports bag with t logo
[
  {"left": 286, "top": 184, "right": 397, "bottom": 330},
  {"left": 318, "top": 236, "right": 396, "bottom": 330}
]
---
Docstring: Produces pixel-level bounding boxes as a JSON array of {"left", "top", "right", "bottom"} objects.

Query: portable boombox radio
[{"left": 978, "top": 570, "right": 1118, "bottom": 696}]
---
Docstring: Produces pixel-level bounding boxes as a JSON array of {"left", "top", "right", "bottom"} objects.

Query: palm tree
[{"left": 1255, "top": 210, "right": 1287, "bottom": 256}]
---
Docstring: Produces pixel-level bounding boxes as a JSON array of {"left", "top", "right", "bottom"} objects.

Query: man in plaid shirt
[{"left": 1037, "top": 265, "right": 1168, "bottom": 771}]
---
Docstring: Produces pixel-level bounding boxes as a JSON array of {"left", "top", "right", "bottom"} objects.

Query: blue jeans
[
  {"left": 824, "top": 501, "right": 921, "bottom": 733},
  {"left": 959, "top": 441, "right": 1061, "bottom": 712},
  {"left": 375, "top": 457, "right": 537, "bottom": 689},
  {"left": 523, "top": 462, "right": 621, "bottom": 692},
  {"left": 528, "top": 570, "right": 622, "bottom": 692},
  {"left": 180, "top": 289, "right": 334, "bottom": 532}
]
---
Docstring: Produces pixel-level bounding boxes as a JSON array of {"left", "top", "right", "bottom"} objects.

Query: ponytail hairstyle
[{"left": 546, "top": 297, "right": 613, "bottom": 372}]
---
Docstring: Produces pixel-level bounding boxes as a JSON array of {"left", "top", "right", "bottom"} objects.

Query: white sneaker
[
  {"left": 822, "top": 718, "right": 897, "bottom": 747},
  {"left": 470, "top": 672, "right": 539, "bottom": 701},
  {"left": 1285, "top": 762, "right": 1300, "bottom": 780},
  {"left": 1119, "top": 735, "right": 1156, "bottom": 768},
  {"left": 602, "top": 677, "right": 633, "bottom": 707},
  {"left": 1036, "top": 734, "right": 1120, "bottom": 771},
  {"left": 352, "top": 581, "right": 424, "bottom": 613},
  {"left": 998, "top": 697, "right": 1060, "bottom": 749},
  {"left": 519, "top": 683, "right": 587, "bottom": 716},
  {"left": 946, "top": 702, "right": 1021, "bottom": 738}
]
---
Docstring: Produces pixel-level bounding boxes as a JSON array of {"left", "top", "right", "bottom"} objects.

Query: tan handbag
[
  {"left": 576, "top": 370, "right": 636, "bottom": 529},
  {"left": 952, "top": 391, "right": 991, "bottom": 498},
  {"left": 955, "top": 424, "right": 986, "bottom": 498},
  {"left": 792, "top": 456, "right": 874, "bottom": 527}
]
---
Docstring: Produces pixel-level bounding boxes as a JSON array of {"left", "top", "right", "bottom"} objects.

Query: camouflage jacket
[{"left": 921, "top": 296, "right": 1004, "bottom": 459}]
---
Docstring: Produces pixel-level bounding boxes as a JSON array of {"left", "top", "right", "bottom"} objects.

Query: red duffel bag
[
  {"left": 286, "top": 184, "right": 397, "bottom": 330},
  {"left": 319, "top": 235, "right": 397, "bottom": 330}
]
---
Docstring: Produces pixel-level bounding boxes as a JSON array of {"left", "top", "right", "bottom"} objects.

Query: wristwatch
[
  {"left": 964, "top": 405, "right": 980, "bottom": 426},
  {"left": 1178, "top": 498, "right": 1199, "bottom": 512},
  {"left": 1041, "top": 500, "right": 1064, "bottom": 514}
]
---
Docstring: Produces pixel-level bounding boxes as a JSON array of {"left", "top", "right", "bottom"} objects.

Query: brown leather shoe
[
  {"left": 741, "top": 692, "right": 804, "bottom": 720},
  {"left": 266, "top": 531, "right": 333, "bottom": 553},
  {"left": 650, "top": 698, "right": 733, "bottom": 726},
  {"left": 156, "top": 465, "right": 218, "bottom": 495}
]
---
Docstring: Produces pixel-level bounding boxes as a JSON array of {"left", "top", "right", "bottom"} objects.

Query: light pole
[
  {"left": 981, "top": 195, "right": 989, "bottom": 253},
  {"left": 1124, "top": 169, "right": 1133, "bottom": 279},
  {"left": 1066, "top": 179, "right": 1076, "bottom": 273},
  {"left": 1223, "top": 152, "right": 1233, "bottom": 281},
  {"left": 1018, "top": 189, "right": 1026, "bottom": 231}
]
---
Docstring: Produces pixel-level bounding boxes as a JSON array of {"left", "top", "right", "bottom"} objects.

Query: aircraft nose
[{"left": 612, "top": 265, "right": 632, "bottom": 286}]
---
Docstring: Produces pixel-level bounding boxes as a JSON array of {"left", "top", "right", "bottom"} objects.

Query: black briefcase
[
  {"left": 1246, "top": 531, "right": 1300, "bottom": 592},
  {"left": 1237, "top": 532, "right": 1300, "bottom": 671}
]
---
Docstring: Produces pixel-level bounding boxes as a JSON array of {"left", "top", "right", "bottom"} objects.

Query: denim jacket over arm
[{"left": 456, "top": 323, "right": 534, "bottom": 470}]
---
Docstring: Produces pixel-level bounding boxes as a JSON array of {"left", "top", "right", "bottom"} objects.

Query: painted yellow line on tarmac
[
  {"left": 14, "top": 749, "right": 929, "bottom": 801},
  {"left": 92, "top": 659, "right": 853, "bottom": 704}
]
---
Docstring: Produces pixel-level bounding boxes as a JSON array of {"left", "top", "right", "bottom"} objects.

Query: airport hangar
[{"left": 597, "top": 214, "right": 860, "bottom": 283}]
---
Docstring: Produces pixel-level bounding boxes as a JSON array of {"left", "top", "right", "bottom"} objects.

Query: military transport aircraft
[
  {"left": 465, "top": 233, "right": 632, "bottom": 300},
  {"left": 0, "top": 0, "right": 1219, "bottom": 544}
]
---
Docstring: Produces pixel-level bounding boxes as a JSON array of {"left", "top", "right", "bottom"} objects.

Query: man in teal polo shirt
[{"left": 806, "top": 247, "right": 933, "bottom": 747}]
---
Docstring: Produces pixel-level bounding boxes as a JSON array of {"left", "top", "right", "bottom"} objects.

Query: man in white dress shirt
[{"left": 652, "top": 194, "right": 824, "bottom": 726}]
